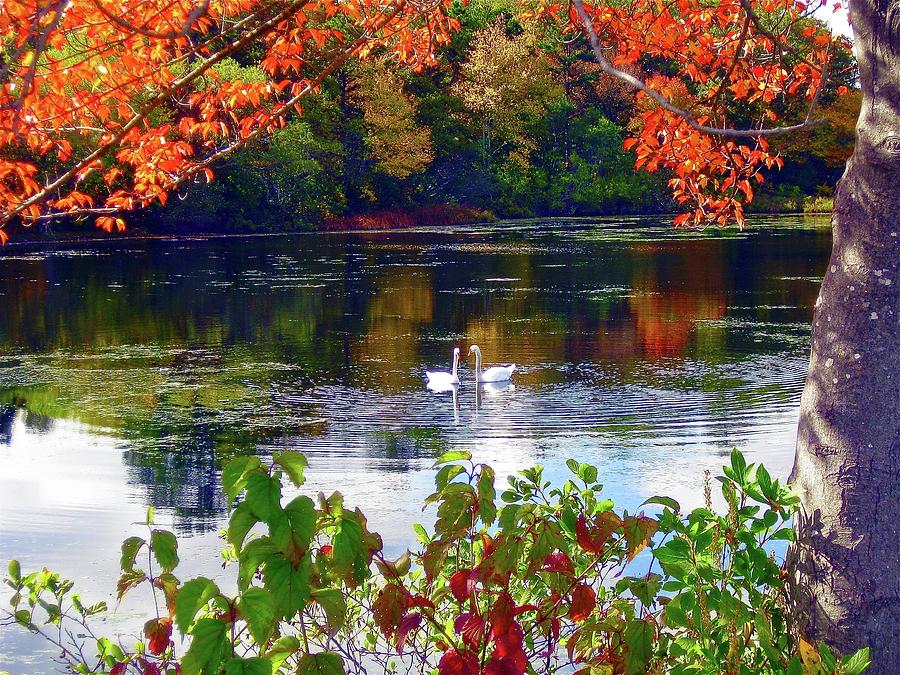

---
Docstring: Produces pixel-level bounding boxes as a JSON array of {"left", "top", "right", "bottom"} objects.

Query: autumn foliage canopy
[{"left": 0, "top": 0, "right": 846, "bottom": 241}]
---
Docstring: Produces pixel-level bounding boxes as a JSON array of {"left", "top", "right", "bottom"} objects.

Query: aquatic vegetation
[{"left": 3, "top": 450, "right": 870, "bottom": 674}]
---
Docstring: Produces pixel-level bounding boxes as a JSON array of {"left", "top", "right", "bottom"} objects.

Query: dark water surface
[{"left": 0, "top": 216, "right": 830, "bottom": 670}]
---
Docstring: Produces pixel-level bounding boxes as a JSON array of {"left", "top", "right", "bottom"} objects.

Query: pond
[{"left": 0, "top": 215, "right": 830, "bottom": 671}]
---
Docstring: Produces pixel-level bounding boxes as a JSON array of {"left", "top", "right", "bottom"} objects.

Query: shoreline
[{"left": 0, "top": 211, "right": 832, "bottom": 250}]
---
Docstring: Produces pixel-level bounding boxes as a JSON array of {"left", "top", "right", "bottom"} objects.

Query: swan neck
[{"left": 474, "top": 350, "right": 482, "bottom": 381}]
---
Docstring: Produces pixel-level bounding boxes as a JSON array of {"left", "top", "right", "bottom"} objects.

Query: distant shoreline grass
[
  {"left": 748, "top": 194, "right": 834, "bottom": 215},
  {"left": 320, "top": 204, "right": 496, "bottom": 231}
]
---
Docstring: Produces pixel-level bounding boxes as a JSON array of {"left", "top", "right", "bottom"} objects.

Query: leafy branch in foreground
[{"left": 4, "top": 449, "right": 871, "bottom": 674}]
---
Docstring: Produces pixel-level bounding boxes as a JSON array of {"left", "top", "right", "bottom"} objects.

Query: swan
[
  {"left": 425, "top": 347, "right": 460, "bottom": 388},
  {"left": 468, "top": 345, "right": 516, "bottom": 383}
]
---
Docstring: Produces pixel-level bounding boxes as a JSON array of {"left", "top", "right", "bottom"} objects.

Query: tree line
[{"left": 52, "top": 0, "right": 858, "bottom": 234}]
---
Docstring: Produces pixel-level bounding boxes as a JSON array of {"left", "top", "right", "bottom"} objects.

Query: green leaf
[
  {"left": 579, "top": 463, "right": 598, "bottom": 484},
  {"left": 222, "top": 455, "right": 263, "bottom": 504},
  {"left": 393, "top": 550, "right": 411, "bottom": 576},
  {"left": 228, "top": 502, "right": 258, "bottom": 551},
  {"left": 120, "top": 537, "right": 145, "bottom": 572},
  {"left": 434, "top": 464, "right": 465, "bottom": 491},
  {"left": 499, "top": 504, "right": 521, "bottom": 532},
  {"left": 623, "top": 619, "right": 654, "bottom": 675},
  {"left": 663, "top": 592, "right": 695, "bottom": 629},
  {"left": 8, "top": 560, "right": 21, "bottom": 583},
  {"left": 175, "top": 577, "right": 220, "bottom": 634},
  {"left": 237, "top": 587, "right": 275, "bottom": 645},
  {"left": 263, "top": 554, "right": 311, "bottom": 619},
  {"left": 296, "top": 652, "right": 344, "bottom": 675},
  {"left": 311, "top": 588, "right": 347, "bottom": 635},
  {"left": 730, "top": 448, "right": 747, "bottom": 480},
  {"left": 239, "top": 537, "right": 277, "bottom": 591},
  {"left": 434, "top": 491, "right": 475, "bottom": 537},
  {"left": 770, "top": 527, "right": 795, "bottom": 542},
  {"left": 181, "top": 618, "right": 228, "bottom": 675},
  {"left": 332, "top": 514, "right": 380, "bottom": 585},
  {"left": 433, "top": 450, "right": 471, "bottom": 466},
  {"left": 477, "top": 465, "right": 497, "bottom": 527},
  {"left": 273, "top": 451, "right": 308, "bottom": 488},
  {"left": 246, "top": 473, "right": 283, "bottom": 524},
  {"left": 224, "top": 658, "right": 273, "bottom": 675},
  {"left": 151, "top": 530, "right": 179, "bottom": 573},
  {"left": 755, "top": 609, "right": 782, "bottom": 666},
  {"left": 641, "top": 496, "right": 681, "bottom": 513},
  {"left": 270, "top": 496, "right": 316, "bottom": 562},
  {"left": 842, "top": 648, "right": 871, "bottom": 675},
  {"left": 265, "top": 636, "right": 301, "bottom": 672},
  {"left": 622, "top": 574, "right": 662, "bottom": 607}
]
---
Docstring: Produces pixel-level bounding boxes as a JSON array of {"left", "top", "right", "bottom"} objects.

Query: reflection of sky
[{"left": 0, "top": 217, "right": 829, "bottom": 671}]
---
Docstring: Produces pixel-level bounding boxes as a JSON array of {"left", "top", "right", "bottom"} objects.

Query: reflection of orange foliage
[
  {"left": 322, "top": 206, "right": 489, "bottom": 231},
  {"left": 352, "top": 269, "right": 434, "bottom": 391},
  {"left": 629, "top": 291, "right": 726, "bottom": 358},
  {"left": 628, "top": 244, "right": 727, "bottom": 358}
]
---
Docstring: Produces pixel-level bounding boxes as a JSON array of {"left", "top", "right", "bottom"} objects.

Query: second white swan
[{"left": 468, "top": 344, "right": 516, "bottom": 383}]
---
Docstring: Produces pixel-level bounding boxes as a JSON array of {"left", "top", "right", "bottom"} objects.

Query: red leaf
[
  {"left": 490, "top": 591, "right": 514, "bottom": 637},
  {"left": 140, "top": 660, "right": 161, "bottom": 675},
  {"left": 543, "top": 551, "right": 575, "bottom": 575},
  {"left": 373, "top": 583, "right": 410, "bottom": 638},
  {"left": 487, "top": 621, "right": 527, "bottom": 675},
  {"left": 568, "top": 583, "right": 596, "bottom": 622},
  {"left": 438, "top": 648, "right": 480, "bottom": 675},
  {"left": 449, "top": 568, "right": 476, "bottom": 603},
  {"left": 143, "top": 617, "right": 172, "bottom": 655},
  {"left": 454, "top": 612, "right": 486, "bottom": 650},
  {"left": 110, "top": 664, "right": 127, "bottom": 675},
  {"left": 396, "top": 612, "right": 422, "bottom": 653},
  {"left": 575, "top": 512, "right": 622, "bottom": 554}
]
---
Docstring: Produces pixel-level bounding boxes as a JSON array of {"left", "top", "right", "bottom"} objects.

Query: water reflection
[{"left": 0, "top": 216, "right": 830, "bottom": 670}]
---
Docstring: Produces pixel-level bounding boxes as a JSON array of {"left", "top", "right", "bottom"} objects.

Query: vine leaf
[{"left": 175, "top": 577, "right": 220, "bottom": 634}]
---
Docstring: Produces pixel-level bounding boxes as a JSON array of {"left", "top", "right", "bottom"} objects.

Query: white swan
[
  {"left": 425, "top": 347, "right": 460, "bottom": 389},
  {"left": 468, "top": 344, "right": 516, "bottom": 383}
]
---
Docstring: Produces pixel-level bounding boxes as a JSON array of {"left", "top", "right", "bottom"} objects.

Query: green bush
[{"left": 4, "top": 450, "right": 870, "bottom": 674}]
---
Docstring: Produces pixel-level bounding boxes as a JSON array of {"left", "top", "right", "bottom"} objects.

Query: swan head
[{"left": 468, "top": 344, "right": 481, "bottom": 357}]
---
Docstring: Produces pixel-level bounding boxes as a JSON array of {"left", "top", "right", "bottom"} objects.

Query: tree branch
[
  {"left": 0, "top": 0, "right": 312, "bottom": 227},
  {"left": 570, "top": 0, "right": 829, "bottom": 138}
]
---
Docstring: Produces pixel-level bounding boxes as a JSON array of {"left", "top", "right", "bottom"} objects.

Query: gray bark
[{"left": 787, "top": 1, "right": 900, "bottom": 670}]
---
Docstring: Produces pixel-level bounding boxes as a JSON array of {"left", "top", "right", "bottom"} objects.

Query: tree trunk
[{"left": 787, "top": 1, "right": 900, "bottom": 670}]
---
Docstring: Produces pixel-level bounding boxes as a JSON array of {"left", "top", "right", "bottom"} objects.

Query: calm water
[{"left": 0, "top": 216, "right": 830, "bottom": 670}]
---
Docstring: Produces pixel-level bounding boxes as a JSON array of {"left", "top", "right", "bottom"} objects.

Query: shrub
[{"left": 4, "top": 450, "right": 870, "bottom": 674}]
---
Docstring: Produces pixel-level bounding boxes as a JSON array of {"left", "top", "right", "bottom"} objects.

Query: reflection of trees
[
  {"left": 626, "top": 241, "right": 727, "bottom": 359},
  {"left": 351, "top": 267, "right": 434, "bottom": 392},
  {"left": 0, "top": 404, "right": 14, "bottom": 444},
  {"left": 0, "top": 226, "right": 831, "bottom": 530}
]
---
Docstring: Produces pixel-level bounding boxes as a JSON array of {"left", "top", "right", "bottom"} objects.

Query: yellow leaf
[{"left": 798, "top": 638, "right": 826, "bottom": 675}]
